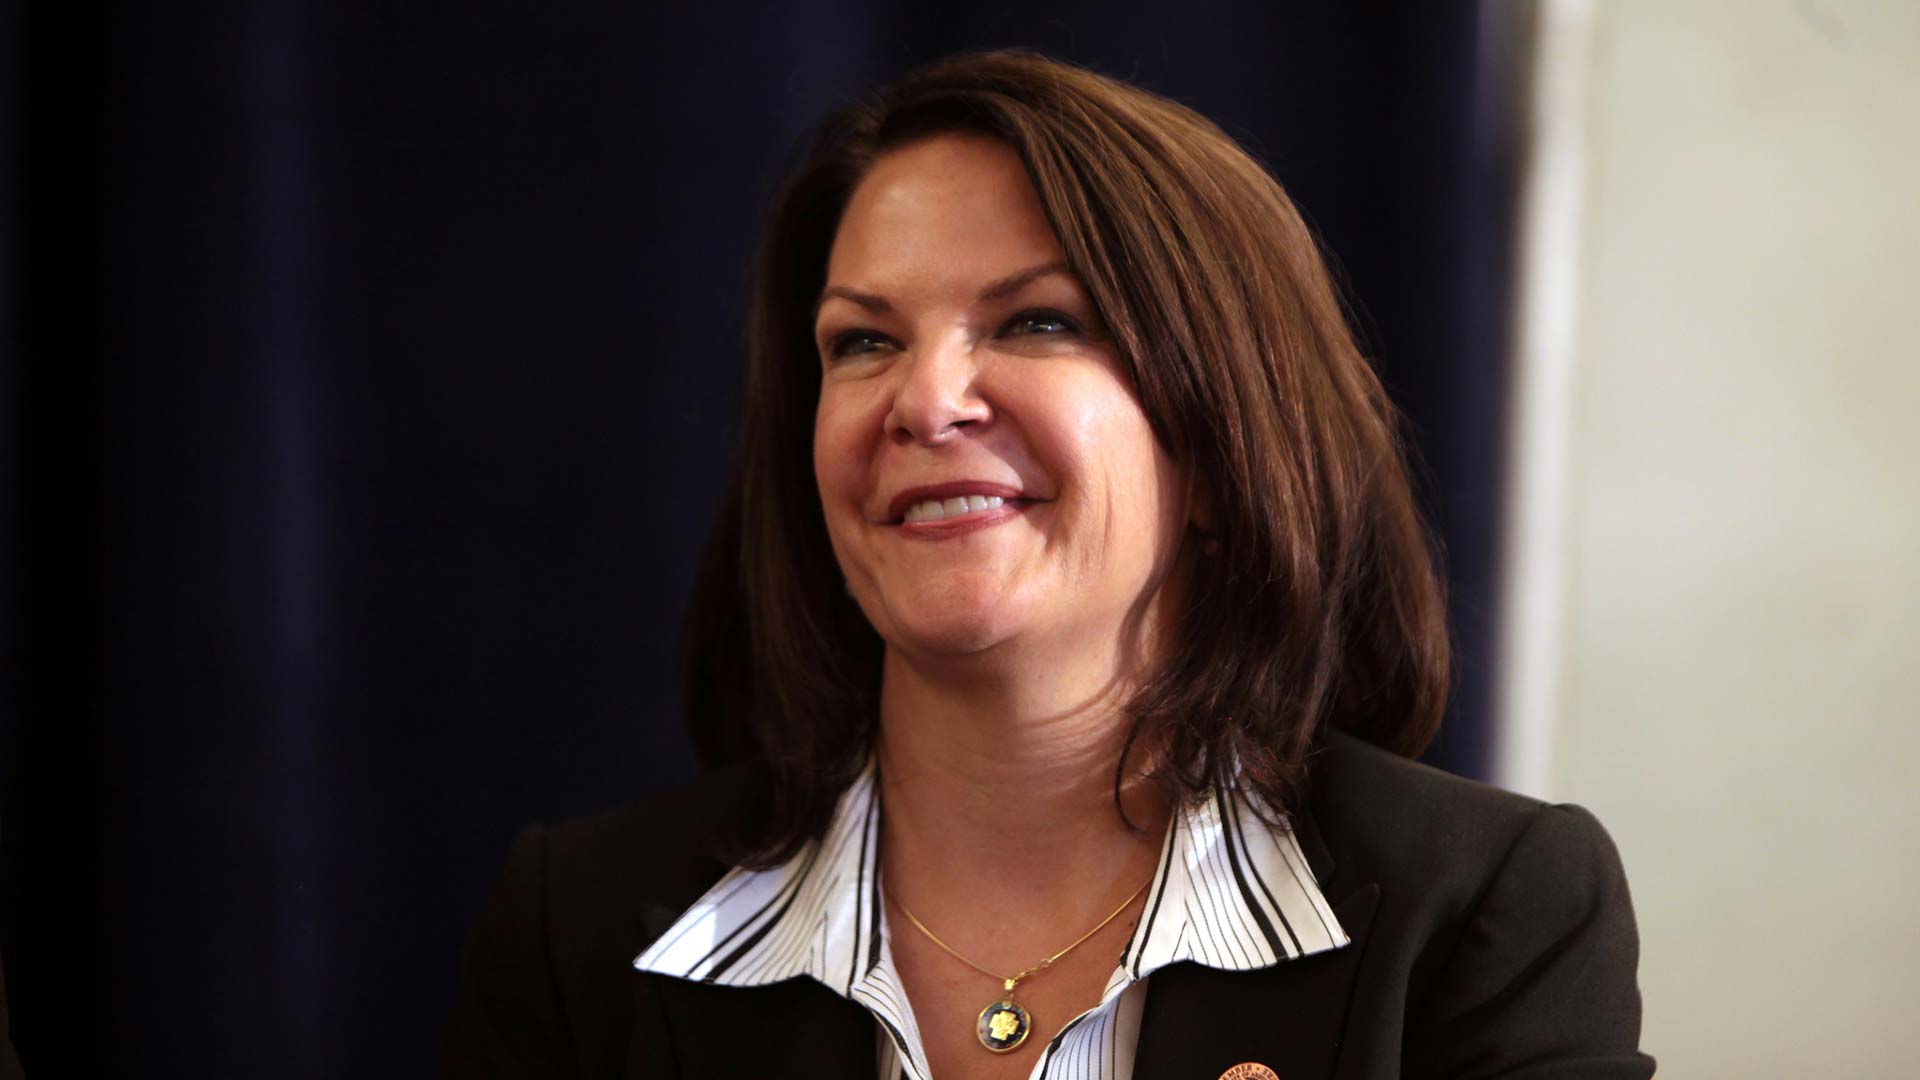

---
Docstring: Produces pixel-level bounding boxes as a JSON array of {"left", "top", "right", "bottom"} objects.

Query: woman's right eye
[{"left": 825, "top": 330, "right": 894, "bottom": 359}]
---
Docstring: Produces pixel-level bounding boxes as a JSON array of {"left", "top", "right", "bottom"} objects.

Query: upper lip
[{"left": 885, "top": 481, "right": 1026, "bottom": 523}]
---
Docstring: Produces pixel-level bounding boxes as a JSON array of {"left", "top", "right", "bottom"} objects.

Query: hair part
[{"left": 682, "top": 49, "right": 1450, "bottom": 866}]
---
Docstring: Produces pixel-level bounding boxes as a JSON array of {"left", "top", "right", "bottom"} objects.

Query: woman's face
[{"left": 811, "top": 133, "right": 1190, "bottom": 667}]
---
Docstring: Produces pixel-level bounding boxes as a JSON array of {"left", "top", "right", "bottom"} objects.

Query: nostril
[{"left": 884, "top": 388, "right": 989, "bottom": 446}]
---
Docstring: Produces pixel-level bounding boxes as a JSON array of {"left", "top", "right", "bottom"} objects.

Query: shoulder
[
  {"left": 475, "top": 760, "right": 773, "bottom": 992},
  {"left": 1307, "top": 729, "right": 1622, "bottom": 907},
  {"left": 1305, "top": 731, "right": 1650, "bottom": 1073},
  {"left": 443, "top": 762, "right": 770, "bottom": 1075},
  {"left": 531, "top": 759, "right": 770, "bottom": 950}
]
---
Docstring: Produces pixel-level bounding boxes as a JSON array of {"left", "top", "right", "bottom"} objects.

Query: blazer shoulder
[
  {"left": 538, "top": 759, "right": 770, "bottom": 936},
  {"left": 1307, "top": 732, "right": 1651, "bottom": 1073},
  {"left": 1314, "top": 728, "right": 1546, "bottom": 824},
  {"left": 444, "top": 764, "right": 769, "bottom": 1076},
  {"left": 1308, "top": 730, "right": 1617, "bottom": 904}
]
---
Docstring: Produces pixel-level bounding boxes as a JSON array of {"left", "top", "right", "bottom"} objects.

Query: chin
[
  {"left": 867, "top": 582, "right": 1028, "bottom": 660},
  {"left": 888, "top": 620, "right": 1016, "bottom": 660}
]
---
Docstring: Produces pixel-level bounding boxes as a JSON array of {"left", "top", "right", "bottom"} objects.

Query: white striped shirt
[{"left": 634, "top": 761, "right": 1347, "bottom": 1080}]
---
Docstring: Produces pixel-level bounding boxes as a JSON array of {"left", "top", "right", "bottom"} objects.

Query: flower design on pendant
[{"left": 976, "top": 999, "right": 1032, "bottom": 1053}]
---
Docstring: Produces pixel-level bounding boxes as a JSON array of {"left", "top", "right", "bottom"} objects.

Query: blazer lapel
[
  {"left": 1132, "top": 803, "right": 1380, "bottom": 1080},
  {"left": 623, "top": 774, "right": 891, "bottom": 1080},
  {"left": 644, "top": 973, "right": 878, "bottom": 1080}
]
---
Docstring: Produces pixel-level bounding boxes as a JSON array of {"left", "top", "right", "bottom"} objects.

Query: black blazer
[
  {"left": 443, "top": 732, "right": 1654, "bottom": 1078},
  {"left": 0, "top": 955, "right": 21, "bottom": 1080}
]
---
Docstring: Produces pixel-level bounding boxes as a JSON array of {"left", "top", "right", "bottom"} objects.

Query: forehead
[{"left": 824, "top": 133, "right": 1067, "bottom": 291}]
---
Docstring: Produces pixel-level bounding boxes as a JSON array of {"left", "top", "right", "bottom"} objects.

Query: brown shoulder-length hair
[{"left": 683, "top": 49, "right": 1449, "bottom": 864}]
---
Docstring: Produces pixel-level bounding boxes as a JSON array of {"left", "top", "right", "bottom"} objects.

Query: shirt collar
[
  {"left": 1113, "top": 776, "right": 1348, "bottom": 990},
  {"left": 634, "top": 759, "right": 1347, "bottom": 995},
  {"left": 633, "top": 758, "right": 887, "bottom": 991}
]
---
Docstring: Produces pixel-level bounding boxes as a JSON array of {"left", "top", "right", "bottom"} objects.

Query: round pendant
[{"left": 976, "top": 998, "right": 1032, "bottom": 1053}]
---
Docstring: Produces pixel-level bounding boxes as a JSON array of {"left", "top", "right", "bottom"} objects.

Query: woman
[{"left": 445, "top": 51, "right": 1652, "bottom": 1079}]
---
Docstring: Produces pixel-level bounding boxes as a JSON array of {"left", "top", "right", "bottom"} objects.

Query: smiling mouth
[
  {"left": 902, "top": 494, "right": 1007, "bottom": 523},
  {"left": 884, "top": 482, "right": 1028, "bottom": 526},
  {"left": 894, "top": 496, "right": 1026, "bottom": 538},
  {"left": 885, "top": 484, "right": 1035, "bottom": 538}
]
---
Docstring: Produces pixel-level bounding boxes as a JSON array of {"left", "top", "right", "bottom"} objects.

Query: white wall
[{"left": 1503, "top": 2, "right": 1920, "bottom": 1075}]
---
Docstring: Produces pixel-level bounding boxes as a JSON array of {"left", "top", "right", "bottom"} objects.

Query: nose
[{"left": 883, "top": 334, "right": 991, "bottom": 446}]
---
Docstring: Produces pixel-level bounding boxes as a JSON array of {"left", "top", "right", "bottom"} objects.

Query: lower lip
[{"left": 896, "top": 502, "right": 1029, "bottom": 539}]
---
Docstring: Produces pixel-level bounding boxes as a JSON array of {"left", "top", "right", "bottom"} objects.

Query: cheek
[
  {"left": 1072, "top": 387, "right": 1174, "bottom": 506},
  {"left": 812, "top": 385, "right": 872, "bottom": 521},
  {"left": 1044, "top": 382, "right": 1184, "bottom": 564},
  {"left": 1100, "top": 401, "right": 1184, "bottom": 544},
  {"left": 1108, "top": 425, "right": 1185, "bottom": 558}
]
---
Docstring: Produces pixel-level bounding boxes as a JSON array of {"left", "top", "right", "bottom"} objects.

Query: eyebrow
[{"left": 812, "top": 261, "right": 1075, "bottom": 323}]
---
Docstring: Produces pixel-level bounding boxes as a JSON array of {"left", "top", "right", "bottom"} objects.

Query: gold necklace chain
[
  {"left": 891, "top": 877, "right": 1153, "bottom": 1053},
  {"left": 892, "top": 876, "right": 1153, "bottom": 990}
]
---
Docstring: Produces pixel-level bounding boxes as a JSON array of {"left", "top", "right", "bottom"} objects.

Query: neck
[{"left": 876, "top": 645, "right": 1169, "bottom": 922}]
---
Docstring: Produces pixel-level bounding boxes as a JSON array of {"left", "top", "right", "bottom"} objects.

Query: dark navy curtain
[{"left": 0, "top": 2, "right": 1523, "bottom": 1073}]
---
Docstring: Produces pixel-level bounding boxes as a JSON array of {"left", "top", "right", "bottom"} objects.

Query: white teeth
[{"left": 903, "top": 494, "right": 1009, "bottom": 522}]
